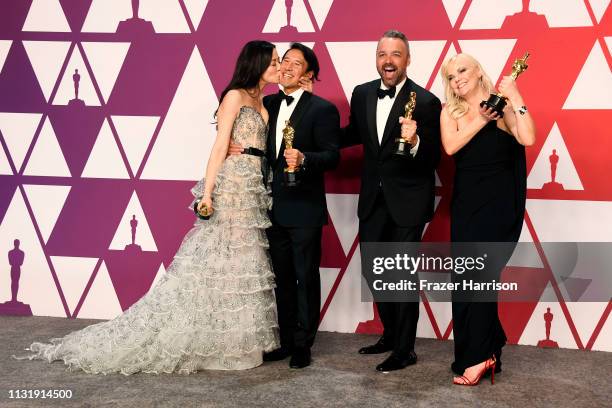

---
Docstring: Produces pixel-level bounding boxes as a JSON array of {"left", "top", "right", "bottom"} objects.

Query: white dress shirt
[
  {"left": 376, "top": 77, "right": 419, "bottom": 155},
  {"left": 275, "top": 88, "right": 305, "bottom": 157}
]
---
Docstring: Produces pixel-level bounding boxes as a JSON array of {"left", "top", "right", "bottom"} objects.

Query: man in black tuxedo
[
  {"left": 230, "top": 43, "right": 340, "bottom": 368},
  {"left": 343, "top": 30, "right": 442, "bottom": 372}
]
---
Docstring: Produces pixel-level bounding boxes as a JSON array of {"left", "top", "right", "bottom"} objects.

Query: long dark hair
[{"left": 216, "top": 40, "right": 276, "bottom": 115}]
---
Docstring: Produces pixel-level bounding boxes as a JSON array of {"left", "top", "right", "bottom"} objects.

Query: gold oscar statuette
[
  {"left": 282, "top": 120, "right": 300, "bottom": 187},
  {"left": 480, "top": 52, "right": 530, "bottom": 118},
  {"left": 395, "top": 91, "right": 417, "bottom": 156}
]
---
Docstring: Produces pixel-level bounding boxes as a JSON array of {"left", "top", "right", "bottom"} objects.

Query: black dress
[{"left": 450, "top": 120, "right": 526, "bottom": 373}]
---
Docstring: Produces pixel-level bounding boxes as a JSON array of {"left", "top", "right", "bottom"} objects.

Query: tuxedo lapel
[
  {"left": 381, "top": 79, "right": 412, "bottom": 148},
  {"left": 366, "top": 81, "right": 379, "bottom": 149},
  {"left": 267, "top": 94, "right": 282, "bottom": 165}
]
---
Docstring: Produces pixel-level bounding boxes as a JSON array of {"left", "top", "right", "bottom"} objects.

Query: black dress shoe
[
  {"left": 375, "top": 351, "right": 417, "bottom": 372},
  {"left": 289, "top": 348, "right": 311, "bottom": 369},
  {"left": 263, "top": 348, "right": 291, "bottom": 362},
  {"left": 358, "top": 338, "right": 393, "bottom": 354}
]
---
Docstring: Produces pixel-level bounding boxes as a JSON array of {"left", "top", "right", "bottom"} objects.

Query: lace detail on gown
[{"left": 18, "top": 106, "right": 279, "bottom": 374}]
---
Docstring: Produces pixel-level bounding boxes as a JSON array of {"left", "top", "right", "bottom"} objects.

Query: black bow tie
[
  {"left": 377, "top": 87, "right": 396, "bottom": 99},
  {"left": 278, "top": 91, "right": 295, "bottom": 106}
]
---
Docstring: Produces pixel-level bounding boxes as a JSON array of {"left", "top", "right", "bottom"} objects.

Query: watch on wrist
[{"left": 516, "top": 105, "right": 528, "bottom": 115}]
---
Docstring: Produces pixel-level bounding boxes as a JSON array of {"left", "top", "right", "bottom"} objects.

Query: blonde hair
[{"left": 440, "top": 53, "right": 494, "bottom": 120}]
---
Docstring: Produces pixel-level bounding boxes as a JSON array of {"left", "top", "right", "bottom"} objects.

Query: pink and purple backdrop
[{"left": 0, "top": 0, "right": 611, "bottom": 352}]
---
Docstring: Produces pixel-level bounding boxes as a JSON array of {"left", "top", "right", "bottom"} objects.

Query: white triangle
[
  {"left": 416, "top": 302, "right": 436, "bottom": 338},
  {"left": 530, "top": 0, "right": 592, "bottom": 27},
  {"left": 263, "top": 0, "right": 315, "bottom": 33},
  {"left": 82, "top": 0, "right": 132, "bottom": 33},
  {"left": 53, "top": 46, "right": 100, "bottom": 106},
  {"left": 325, "top": 193, "right": 358, "bottom": 256},
  {"left": 435, "top": 170, "right": 442, "bottom": 187},
  {"left": 22, "top": 0, "right": 71, "bottom": 32},
  {"left": 590, "top": 0, "right": 611, "bottom": 23},
  {"left": 563, "top": 41, "right": 612, "bottom": 109},
  {"left": 527, "top": 123, "right": 583, "bottom": 190},
  {"left": 565, "top": 302, "right": 609, "bottom": 347},
  {"left": 183, "top": 0, "right": 209, "bottom": 30},
  {"left": 461, "top": 0, "right": 522, "bottom": 29},
  {"left": 23, "top": 41, "right": 71, "bottom": 102},
  {"left": 0, "top": 112, "right": 42, "bottom": 171},
  {"left": 458, "top": 39, "right": 518, "bottom": 84},
  {"left": 326, "top": 41, "right": 378, "bottom": 102},
  {"left": 138, "top": 0, "right": 190, "bottom": 33},
  {"left": 417, "top": 301, "right": 452, "bottom": 339},
  {"left": 430, "top": 43, "right": 461, "bottom": 101},
  {"left": 526, "top": 199, "right": 612, "bottom": 241},
  {"left": 81, "top": 42, "right": 130, "bottom": 102},
  {"left": 0, "top": 40, "right": 12, "bottom": 73},
  {"left": 81, "top": 119, "right": 129, "bottom": 179},
  {"left": 507, "top": 241, "right": 544, "bottom": 268},
  {"left": 507, "top": 220, "right": 543, "bottom": 268},
  {"left": 318, "top": 247, "right": 373, "bottom": 333},
  {"left": 518, "top": 220, "right": 532, "bottom": 242},
  {"left": 51, "top": 256, "right": 99, "bottom": 316},
  {"left": 149, "top": 262, "right": 167, "bottom": 290},
  {"left": 518, "top": 297, "right": 579, "bottom": 349},
  {"left": 422, "top": 195, "right": 442, "bottom": 237},
  {"left": 310, "top": 0, "right": 334, "bottom": 29},
  {"left": 320, "top": 267, "right": 341, "bottom": 310},
  {"left": 111, "top": 115, "right": 158, "bottom": 174},
  {"left": 22, "top": 184, "right": 71, "bottom": 243},
  {"left": 441, "top": 0, "right": 467, "bottom": 26},
  {"left": 591, "top": 309, "right": 612, "bottom": 351},
  {"left": 109, "top": 191, "right": 158, "bottom": 251},
  {"left": 23, "top": 117, "right": 71, "bottom": 177},
  {"left": 77, "top": 261, "right": 123, "bottom": 319},
  {"left": 0, "top": 189, "right": 65, "bottom": 317},
  {"left": 409, "top": 41, "right": 449, "bottom": 89},
  {"left": 141, "top": 46, "right": 217, "bottom": 180},
  {"left": 0, "top": 146, "right": 12, "bottom": 175}
]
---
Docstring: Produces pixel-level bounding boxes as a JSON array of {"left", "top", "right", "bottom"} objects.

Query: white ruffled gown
[{"left": 19, "top": 106, "right": 279, "bottom": 374}]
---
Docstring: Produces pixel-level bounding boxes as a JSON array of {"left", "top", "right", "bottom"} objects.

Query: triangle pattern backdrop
[{"left": 0, "top": 0, "right": 611, "bottom": 352}]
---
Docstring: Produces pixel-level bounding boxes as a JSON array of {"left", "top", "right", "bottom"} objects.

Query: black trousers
[
  {"left": 267, "top": 224, "right": 322, "bottom": 350},
  {"left": 359, "top": 192, "right": 424, "bottom": 357}
]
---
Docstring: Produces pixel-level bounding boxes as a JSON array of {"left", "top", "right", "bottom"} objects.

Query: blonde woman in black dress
[{"left": 440, "top": 53, "right": 535, "bottom": 385}]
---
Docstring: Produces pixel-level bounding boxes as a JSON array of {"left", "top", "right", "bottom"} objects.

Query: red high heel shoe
[{"left": 453, "top": 355, "right": 496, "bottom": 386}]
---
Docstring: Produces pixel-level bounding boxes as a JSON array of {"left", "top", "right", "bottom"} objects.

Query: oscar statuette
[
  {"left": 480, "top": 52, "right": 530, "bottom": 118},
  {"left": 193, "top": 198, "right": 212, "bottom": 220},
  {"left": 394, "top": 91, "right": 417, "bottom": 156},
  {"left": 282, "top": 120, "right": 300, "bottom": 187}
]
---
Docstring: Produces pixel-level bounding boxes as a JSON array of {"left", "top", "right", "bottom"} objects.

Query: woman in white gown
[{"left": 17, "top": 40, "right": 282, "bottom": 374}]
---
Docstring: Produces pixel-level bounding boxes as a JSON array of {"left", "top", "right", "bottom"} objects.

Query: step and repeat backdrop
[{"left": 0, "top": 0, "right": 610, "bottom": 351}]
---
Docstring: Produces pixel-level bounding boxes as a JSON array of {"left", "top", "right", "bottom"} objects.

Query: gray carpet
[{"left": 1, "top": 316, "right": 610, "bottom": 407}]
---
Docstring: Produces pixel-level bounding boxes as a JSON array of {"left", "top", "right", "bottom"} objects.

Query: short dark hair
[
  {"left": 283, "top": 42, "right": 320, "bottom": 81},
  {"left": 381, "top": 30, "right": 410, "bottom": 57}
]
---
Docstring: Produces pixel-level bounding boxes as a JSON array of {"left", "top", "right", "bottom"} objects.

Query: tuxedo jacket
[
  {"left": 264, "top": 91, "right": 340, "bottom": 227},
  {"left": 343, "top": 78, "right": 442, "bottom": 227}
]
